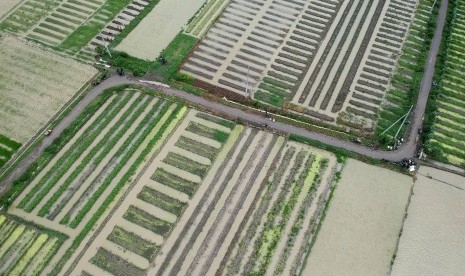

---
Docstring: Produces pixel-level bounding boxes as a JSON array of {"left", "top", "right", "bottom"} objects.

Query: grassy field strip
[
  {"left": 150, "top": 124, "right": 242, "bottom": 275},
  {"left": 62, "top": 103, "right": 184, "bottom": 274},
  {"left": 66, "top": 98, "right": 166, "bottom": 227},
  {"left": 223, "top": 145, "right": 297, "bottom": 275},
  {"left": 16, "top": 93, "right": 133, "bottom": 212},
  {"left": 176, "top": 130, "right": 276, "bottom": 275},
  {"left": 33, "top": 94, "right": 148, "bottom": 217},
  {"left": 0, "top": 134, "right": 21, "bottom": 169},
  {"left": 51, "top": 97, "right": 158, "bottom": 224},
  {"left": 12, "top": 93, "right": 121, "bottom": 210},
  {"left": 152, "top": 126, "right": 249, "bottom": 275}
]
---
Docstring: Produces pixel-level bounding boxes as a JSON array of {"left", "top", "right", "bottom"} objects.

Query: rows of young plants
[
  {"left": 154, "top": 128, "right": 283, "bottom": 276},
  {"left": 424, "top": 0, "right": 465, "bottom": 166},
  {"left": 375, "top": 0, "right": 437, "bottom": 141},
  {"left": 72, "top": 110, "right": 238, "bottom": 275},
  {"left": 0, "top": 134, "right": 21, "bottom": 169},
  {"left": 257, "top": 0, "right": 342, "bottom": 109},
  {"left": 0, "top": 214, "right": 65, "bottom": 276},
  {"left": 336, "top": 0, "right": 417, "bottom": 132},
  {"left": 222, "top": 142, "right": 335, "bottom": 275},
  {"left": 0, "top": 0, "right": 151, "bottom": 53},
  {"left": 6, "top": 89, "right": 186, "bottom": 274},
  {"left": 181, "top": 0, "right": 309, "bottom": 97}
]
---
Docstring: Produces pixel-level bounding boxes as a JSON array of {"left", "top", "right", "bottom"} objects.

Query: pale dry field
[
  {"left": 303, "top": 159, "right": 412, "bottom": 276},
  {"left": 0, "top": 0, "right": 22, "bottom": 19},
  {"left": 115, "top": 0, "right": 205, "bottom": 60},
  {"left": 0, "top": 36, "right": 97, "bottom": 142},
  {"left": 391, "top": 166, "right": 465, "bottom": 276}
]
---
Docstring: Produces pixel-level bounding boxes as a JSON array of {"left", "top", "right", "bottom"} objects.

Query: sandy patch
[
  {"left": 391, "top": 166, "right": 465, "bottom": 276},
  {"left": 303, "top": 159, "right": 412, "bottom": 276},
  {"left": 115, "top": 0, "right": 205, "bottom": 60}
]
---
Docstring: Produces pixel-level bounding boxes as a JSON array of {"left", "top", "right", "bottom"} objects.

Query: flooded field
[
  {"left": 303, "top": 159, "right": 412, "bottom": 276},
  {"left": 391, "top": 166, "right": 465, "bottom": 275}
]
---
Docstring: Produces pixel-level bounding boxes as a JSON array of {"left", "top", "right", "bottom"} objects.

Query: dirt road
[{"left": 0, "top": 0, "right": 448, "bottom": 191}]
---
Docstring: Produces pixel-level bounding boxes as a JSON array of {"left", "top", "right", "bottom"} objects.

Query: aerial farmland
[{"left": 0, "top": 0, "right": 464, "bottom": 275}]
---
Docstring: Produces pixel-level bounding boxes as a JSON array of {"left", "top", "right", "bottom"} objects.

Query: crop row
[
  {"left": 424, "top": 0, "right": 465, "bottom": 166},
  {"left": 68, "top": 99, "right": 172, "bottom": 228},
  {"left": 0, "top": 215, "right": 63, "bottom": 276},
  {"left": 75, "top": 111, "right": 235, "bottom": 274},
  {"left": 51, "top": 101, "right": 185, "bottom": 275},
  {"left": 18, "top": 93, "right": 133, "bottom": 211},
  {"left": 375, "top": 0, "right": 437, "bottom": 142}
]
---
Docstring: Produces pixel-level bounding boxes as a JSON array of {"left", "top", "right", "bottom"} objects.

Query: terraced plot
[
  {"left": 0, "top": 35, "right": 97, "bottom": 143},
  {"left": 181, "top": 0, "right": 420, "bottom": 133},
  {"left": 0, "top": 214, "right": 65, "bottom": 276},
  {"left": 425, "top": 0, "right": 465, "bottom": 166},
  {"left": 6, "top": 90, "right": 185, "bottom": 274}
]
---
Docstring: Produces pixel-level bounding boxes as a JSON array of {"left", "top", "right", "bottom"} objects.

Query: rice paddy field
[
  {"left": 425, "top": 0, "right": 465, "bottom": 167},
  {"left": 0, "top": 88, "right": 348, "bottom": 275},
  {"left": 180, "top": 0, "right": 437, "bottom": 135},
  {"left": 0, "top": 35, "right": 96, "bottom": 169},
  {"left": 391, "top": 166, "right": 465, "bottom": 276}
]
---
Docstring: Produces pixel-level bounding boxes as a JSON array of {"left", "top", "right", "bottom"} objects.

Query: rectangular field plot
[
  {"left": 68, "top": 109, "right": 240, "bottom": 274},
  {"left": 0, "top": 214, "right": 65, "bottom": 276},
  {"left": 114, "top": 0, "right": 205, "bottom": 60},
  {"left": 391, "top": 166, "right": 465, "bottom": 275},
  {"left": 181, "top": 0, "right": 424, "bottom": 132},
  {"left": 0, "top": 35, "right": 97, "bottom": 143},
  {"left": 6, "top": 89, "right": 185, "bottom": 274},
  {"left": 302, "top": 159, "right": 411, "bottom": 276},
  {"left": 425, "top": 0, "right": 465, "bottom": 166}
]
